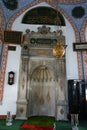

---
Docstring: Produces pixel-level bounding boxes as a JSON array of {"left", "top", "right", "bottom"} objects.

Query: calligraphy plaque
[
  {"left": 4, "top": 30, "right": 23, "bottom": 44},
  {"left": 73, "top": 43, "right": 87, "bottom": 51}
]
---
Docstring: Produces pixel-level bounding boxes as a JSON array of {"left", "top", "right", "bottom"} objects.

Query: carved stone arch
[
  {"left": 27, "top": 58, "right": 67, "bottom": 118},
  {"left": 29, "top": 62, "right": 56, "bottom": 80},
  {"left": 28, "top": 63, "right": 57, "bottom": 117},
  {"left": 30, "top": 65, "right": 55, "bottom": 81},
  {"left": 29, "top": 58, "right": 65, "bottom": 82},
  {"left": 16, "top": 25, "right": 67, "bottom": 120}
]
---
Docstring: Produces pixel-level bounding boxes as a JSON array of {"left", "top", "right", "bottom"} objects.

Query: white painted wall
[
  {"left": 0, "top": 45, "right": 21, "bottom": 115},
  {"left": 0, "top": 3, "right": 79, "bottom": 115},
  {"left": 65, "top": 20, "right": 79, "bottom": 80}
]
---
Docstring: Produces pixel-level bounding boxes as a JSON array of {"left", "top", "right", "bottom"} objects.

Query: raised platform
[{"left": 21, "top": 116, "right": 55, "bottom": 130}]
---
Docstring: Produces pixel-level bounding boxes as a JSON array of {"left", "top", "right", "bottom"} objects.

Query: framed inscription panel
[
  {"left": 4, "top": 30, "right": 23, "bottom": 44},
  {"left": 73, "top": 43, "right": 87, "bottom": 51}
]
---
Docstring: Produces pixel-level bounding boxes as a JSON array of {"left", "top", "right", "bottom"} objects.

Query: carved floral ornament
[
  {"left": 23, "top": 25, "right": 67, "bottom": 58},
  {"left": 22, "top": 6, "right": 67, "bottom": 58}
]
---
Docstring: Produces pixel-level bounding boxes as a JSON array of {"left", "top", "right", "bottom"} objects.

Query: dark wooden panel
[
  {"left": 68, "top": 80, "right": 80, "bottom": 114},
  {"left": 8, "top": 46, "right": 16, "bottom": 51},
  {"left": 4, "top": 30, "right": 23, "bottom": 44},
  {"left": 73, "top": 43, "right": 87, "bottom": 51},
  {"left": 68, "top": 80, "right": 87, "bottom": 119}
]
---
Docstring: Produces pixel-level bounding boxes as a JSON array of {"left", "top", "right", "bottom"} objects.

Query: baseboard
[{"left": 0, "top": 115, "right": 16, "bottom": 119}]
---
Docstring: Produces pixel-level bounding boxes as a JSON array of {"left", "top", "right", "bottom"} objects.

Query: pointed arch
[{"left": 31, "top": 65, "right": 54, "bottom": 81}]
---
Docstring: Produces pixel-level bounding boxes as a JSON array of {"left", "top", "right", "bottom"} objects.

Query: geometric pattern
[
  {"left": 0, "top": 8, "right": 7, "bottom": 102},
  {"left": 0, "top": 45, "right": 8, "bottom": 102}
]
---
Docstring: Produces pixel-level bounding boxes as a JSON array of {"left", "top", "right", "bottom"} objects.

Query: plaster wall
[{"left": 0, "top": 45, "right": 21, "bottom": 115}]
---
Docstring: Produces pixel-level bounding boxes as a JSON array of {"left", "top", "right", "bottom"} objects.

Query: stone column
[{"left": 16, "top": 57, "right": 29, "bottom": 119}]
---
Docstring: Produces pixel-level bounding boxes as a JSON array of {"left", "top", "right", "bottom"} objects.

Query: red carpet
[
  {"left": 21, "top": 116, "right": 55, "bottom": 130},
  {"left": 22, "top": 124, "right": 54, "bottom": 130}
]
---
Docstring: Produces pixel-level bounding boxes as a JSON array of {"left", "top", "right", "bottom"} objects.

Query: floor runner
[
  {"left": 22, "top": 124, "right": 54, "bottom": 130},
  {"left": 21, "top": 116, "right": 55, "bottom": 130}
]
